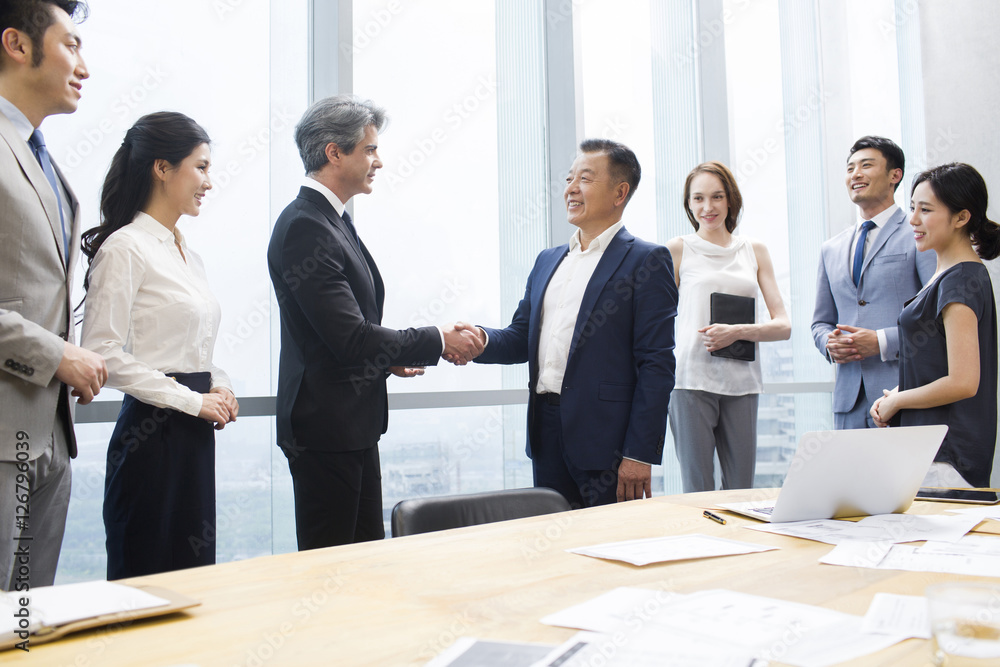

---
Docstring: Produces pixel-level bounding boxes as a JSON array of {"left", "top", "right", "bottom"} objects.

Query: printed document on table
[
  {"left": 539, "top": 588, "right": 907, "bottom": 667},
  {"left": 917, "top": 534, "right": 1000, "bottom": 557},
  {"left": 819, "top": 539, "right": 894, "bottom": 568},
  {"left": 424, "top": 638, "right": 555, "bottom": 667},
  {"left": 531, "top": 630, "right": 760, "bottom": 667},
  {"left": 540, "top": 586, "right": 680, "bottom": 633},
  {"left": 857, "top": 543, "right": 1000, "bottom": 577},
  {"left": 945, "top": 505, "right": 1000, "bottom": 520},
  {"left": 566, "top": 534, "right": 776, "bottom": 566},
  {"left": 860, "top": 593, "right": 931, "bottom": 639},
  {"left": 748, "top": 514, "right": 981, "bottom": 545}
]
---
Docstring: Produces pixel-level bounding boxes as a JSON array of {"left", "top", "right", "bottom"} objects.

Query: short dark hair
[
  {"left": 912, "top": 163, "right": 1000, "bottom": 261},
  {"left": 848, "top": 135, "right": 905, "bottom": 192},
  {"left": 579, "top": 138, "right": 641, "bottom": 205},
  {"left": 683, "top": 161, "right": 743, "bottom": 233},
  {"left": 0, "top": 1, "right": 88, "bottom": 68}
]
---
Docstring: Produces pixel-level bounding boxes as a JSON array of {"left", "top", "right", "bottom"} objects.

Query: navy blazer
[
  {"left": 812, "top": 207, "right": 936, "bottom": 413},
  {"left": 267, "top": 187, "right": 442, "bottom": 453},
  {"left": 477, "top": 227, "right": 677, "bottom": 470}
]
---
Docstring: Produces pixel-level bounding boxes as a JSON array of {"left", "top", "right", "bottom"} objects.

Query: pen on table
[{"left": 703, "top": 510, "right": 726, "bottom": 525}]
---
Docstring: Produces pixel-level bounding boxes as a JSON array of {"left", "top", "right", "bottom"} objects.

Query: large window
[{"left": 59, "top": 0, "right": 930, "bottom": 582}]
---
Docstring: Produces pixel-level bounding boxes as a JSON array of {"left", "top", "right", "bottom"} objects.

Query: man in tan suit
[{"left": 0, "top": 0, "right": 105, "bottom": 590}]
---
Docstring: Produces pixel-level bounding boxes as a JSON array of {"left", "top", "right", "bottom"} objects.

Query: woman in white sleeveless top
[{"left": 666, "top": 162, "right": 790, "bottom": 492}]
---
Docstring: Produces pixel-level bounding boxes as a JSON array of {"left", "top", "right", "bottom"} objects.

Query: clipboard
[
  {"left": 709, "top": 292, "right": 755, "bottom": 362},
  {"left": 1, "top": 584, "right": 200, "bottom": 651}
]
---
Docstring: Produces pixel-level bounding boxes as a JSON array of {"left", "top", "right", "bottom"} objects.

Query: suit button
[
  {"left": 858, "top": 300, "right": 867, "bottom": 306},
  {"left": 4, "top": 359, "right": 12, "bottom": 368},
  {"left": 26, "top": 368, "right": 34, "bottom": 376}
]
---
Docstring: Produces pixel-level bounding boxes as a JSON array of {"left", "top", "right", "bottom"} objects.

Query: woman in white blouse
[
  {"left": 666, "top": 162, "right": 790, "bottom": 493},
  {"left": 81, "top": 112, "right": 238, "bottom": 579}
]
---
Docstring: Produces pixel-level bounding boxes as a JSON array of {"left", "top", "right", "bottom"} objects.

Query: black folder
[{"left": 709, "top": 292, "right": 755, "bottom": 362}]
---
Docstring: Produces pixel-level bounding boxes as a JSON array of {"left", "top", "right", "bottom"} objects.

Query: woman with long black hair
[
  {"left": 81, "top": 111, "right": 238, "bottom": 579},
  {"left": 872, "top": 163, "right": 1000, "bottom": 488}
]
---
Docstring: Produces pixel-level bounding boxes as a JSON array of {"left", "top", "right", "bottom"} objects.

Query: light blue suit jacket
[{"left": 812, "top": 207, "right": 936, "bottom": 414}]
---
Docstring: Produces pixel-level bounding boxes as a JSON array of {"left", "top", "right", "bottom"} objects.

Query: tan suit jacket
[{"left": 0, "top": 110, "right": 80, "bottom": 460}]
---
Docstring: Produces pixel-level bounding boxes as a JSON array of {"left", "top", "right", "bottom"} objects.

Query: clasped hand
[
  {"left": 442, "top": 322, "right": 485, "bottom": 366},
  {"left": 827, "top": 324, "right": 879, "bottom": 363},
  {"left": 199, "top": 387, "right": 239, "bottom": 430},
  {"left": 870, "top": 387, "right": 899, "bottom": 427},
  {"left": 697, "top": 323, "right": 740, "bottom": 352}
]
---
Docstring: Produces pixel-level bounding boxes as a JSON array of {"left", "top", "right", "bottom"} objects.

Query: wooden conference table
[{"left": 12, "top": 489, "right": 1000, "bottom": 666}]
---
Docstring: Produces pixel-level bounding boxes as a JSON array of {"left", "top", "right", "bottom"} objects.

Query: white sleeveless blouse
[{"left": 673, "top": 233, "right": 763, "bottom": 395}]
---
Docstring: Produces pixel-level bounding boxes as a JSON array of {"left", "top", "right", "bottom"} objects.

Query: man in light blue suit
[
  {"left": 812, "top": 136, "right": 935, "bottom": 429},
  {"left": 469, "top": 139, "right": 677, "bottom": 507}
]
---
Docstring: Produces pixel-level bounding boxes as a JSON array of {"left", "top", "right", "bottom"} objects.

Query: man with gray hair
[{"left": 268, "top": 95, "right": 483, "bottom": 549}]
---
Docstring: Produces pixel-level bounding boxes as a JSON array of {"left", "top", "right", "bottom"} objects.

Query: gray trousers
[
  {"left": 0, "top": 424, "right": 71, "bottom": 591},
  {"left": 669, "top": 389, "right": 758, "bottom": 493}
]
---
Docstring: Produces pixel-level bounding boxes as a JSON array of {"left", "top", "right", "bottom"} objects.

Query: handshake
[
  {"left": 390, "top": 322, "right": 485, "bottom": 379},
  {"left": 441, "top": 321, "right": 486, "bottom": 365}
]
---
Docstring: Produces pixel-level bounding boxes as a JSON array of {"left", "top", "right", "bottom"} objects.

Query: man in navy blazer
[
  {"left": 268, "top": 96, "right": 483, "bottom": 549},
  {"left": 812, "top": 136, "right": 935, "bottom": 429},
  {"left": 471, "top": 139, "right": 677, "bottom": 507}
]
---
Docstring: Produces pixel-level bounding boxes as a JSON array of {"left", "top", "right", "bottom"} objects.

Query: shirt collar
[
  {"left": 302, "top": 176, "right": 347, "bottom": 218},
  {"left": 0, "top": 94, "right": 36, "bottom": 142},
  {"left": 858, "top": 204, "right": 899, "bottom": 230},
  {"left": 133, "top": 211, "right": 186, "bottom": 247},
  {"left": 569, "top": 221, "right": 624, "bottom": 254}
]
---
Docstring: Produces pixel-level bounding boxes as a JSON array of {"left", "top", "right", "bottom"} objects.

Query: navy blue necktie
[
  {"left": 28, "top": 129, "right": 68, "bottom": 261},
  {"left": 341, "top": 209, "right": 362, "bottom": 249},
  {"left": 852, "top": 220, "right": 875, "bottom": 287}
]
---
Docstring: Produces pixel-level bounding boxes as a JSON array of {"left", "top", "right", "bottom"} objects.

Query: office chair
[{"left": 390, "top": 487, "right": 572, "bottom": 537}]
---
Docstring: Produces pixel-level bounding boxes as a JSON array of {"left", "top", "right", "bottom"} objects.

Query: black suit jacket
[{"left": 267, "top": 187, "right": 441, "bottom": 453}]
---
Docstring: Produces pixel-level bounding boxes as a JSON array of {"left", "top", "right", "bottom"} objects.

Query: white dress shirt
[
  {"left": 536, "top": 222, "right": 624, "bottom": 394},
  {"left": 81, "top": 212, "right": 232, "bottom": 416},
  {"left": 851, "top": 204, "right": 899, "bottom": 362}
]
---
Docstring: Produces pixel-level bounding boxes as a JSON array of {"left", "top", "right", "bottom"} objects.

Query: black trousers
[
  {"left": 285, "top": 444, "right": 385, "bottom": 550},
  {"left": 104, "top": 372, "right": 215, "bottom": 580}
]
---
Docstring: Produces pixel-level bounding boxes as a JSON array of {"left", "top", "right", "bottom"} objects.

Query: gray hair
[{"left": 294, "top": 95, "right": 388, "bottom": 174}]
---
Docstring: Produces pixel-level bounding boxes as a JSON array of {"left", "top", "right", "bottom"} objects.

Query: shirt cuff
[
  {"left": 876, "top": 329, "right": 889, "bottom": 362},
  {"left": 436, "top": 326, "right": 446, "bottom": 354}
]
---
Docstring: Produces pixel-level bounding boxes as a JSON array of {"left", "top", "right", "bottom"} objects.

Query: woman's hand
[
  {"left": 200, "top": 387, "right": 239, "bottom": 430},
  {"left": 870, "top": 387, "right": 899, "bottom": 427},
  {"left": 697, "top": 323, "right": 742, "bottom": 352}
]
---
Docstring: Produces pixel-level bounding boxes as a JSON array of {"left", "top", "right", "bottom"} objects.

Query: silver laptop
[{"left": 718, "top": 424, "right": 948, "bottom": 523}]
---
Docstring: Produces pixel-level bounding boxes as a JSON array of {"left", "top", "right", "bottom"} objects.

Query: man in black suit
[{"left": 268, "top": 95, "right": 483, "bottom": 549}]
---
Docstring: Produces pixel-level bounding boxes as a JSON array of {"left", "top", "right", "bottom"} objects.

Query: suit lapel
[
  {"left": 569, "top": 228, "right": 632, "bottom": 353},
  {"left": 298, "top": 187, "right": 377, "bottom": 293},
  {"left": 0, "top": 114, "right": 68, "bottom": 271},
  {"left": 860, "top": 208, "right": 905, "bottom": 279},
  {"left": 528, "top": 246, "right": 570, "bottom": 364}
]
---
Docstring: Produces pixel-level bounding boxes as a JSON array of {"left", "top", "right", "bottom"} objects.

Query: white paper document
[
  {"left": 540, "top": 586, "right": 680, "bottom": 633},
  {"left": 819, "top": 539, "right": 894, "bottom": 568},
  {"left": 531, "top": 630, "right": 761, "bottom": 667},
  {"left": 748, "top": 513, "right": 981, "bottom": 546},
  {"left": 425, "top": 638, "right": 556, "bottom": 667},
  {"left": 566, "top": 534, "right": 776, "bottom": 566},
  {"left": 945, "top": 505, "right": 1000, "bottom": 520},
  {"left": 918, "top": 534, "right": 1000, "bottom": 557},
  {"left": 0, "top": 581, "right": 170, "bottom": 643},
  {"left": 539, "top": 588, "right": 907, "bottom": 667},
  {"left": 861, "top": 593, "right": 931, "bottom": 639}
]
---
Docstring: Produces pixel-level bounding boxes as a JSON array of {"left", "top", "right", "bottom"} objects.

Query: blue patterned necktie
[
  {"left": 28, "top": 129, "right": 68, "bottom": 262},
  {"left": 852, "top": 220, "right": 875, "bottom": 287}
]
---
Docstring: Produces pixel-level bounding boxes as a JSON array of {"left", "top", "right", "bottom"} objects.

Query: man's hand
[
  {"left": 442, "top": 322, "right": 485, "bottom": 365},
  {"left": 826, "top": 324, "right": 879, "bottom": 363},
  {"left": 616, "top": 458, "right": 652, "bottom": 502},
  {"left": 389, "top": 366, "right": 425, "bottom": 378},
  {"left": 54, "top": 342, "right": 108, "bottom": 405}
]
